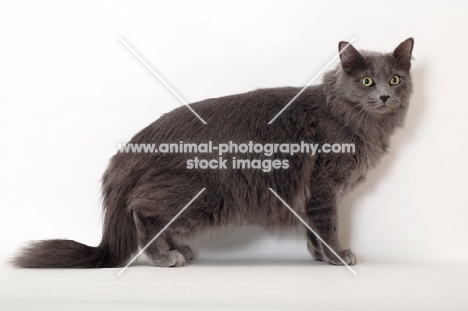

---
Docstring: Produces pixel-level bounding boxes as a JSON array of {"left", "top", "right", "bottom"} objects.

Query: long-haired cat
[{"left": 13, "top": 38, "right": 414, "bottom": 268}]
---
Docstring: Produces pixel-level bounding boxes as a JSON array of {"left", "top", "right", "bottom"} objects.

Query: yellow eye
[
  {"left": 390, "top": 75, "right": 401, "bottom": 85},
  {"left": 361, "top": 77, "right": 373, "bottom": 87}
]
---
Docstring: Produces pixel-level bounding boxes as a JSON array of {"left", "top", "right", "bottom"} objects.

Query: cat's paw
[
  {"left": 166, "top": 250, "right": 186, "bottom": 267},
  {"left": 148, "top": 250, "right": 186, "bottom": 267},
  {"left": 176, "top": 246, "right": 194, "bottom": 261},
  {"left": 340, "top": 249, "right": 357, "bottom": 266},
  {"left": 324, "top": 249, "right": 357, "bottom": 266}
]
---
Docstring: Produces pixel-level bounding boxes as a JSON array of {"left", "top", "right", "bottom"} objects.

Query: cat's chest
[{"left": 337, "top": 141, "right": 386, "bottom": 199}]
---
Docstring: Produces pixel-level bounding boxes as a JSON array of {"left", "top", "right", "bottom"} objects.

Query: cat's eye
[
  {"left": 389, "top": 75, "right": 401, "bottom": 85},
  {"left": 361, "top": 77, "right": 374, "bottom": 87}
]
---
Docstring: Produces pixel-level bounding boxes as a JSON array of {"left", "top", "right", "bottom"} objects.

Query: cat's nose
[{"left": 379, "top": 95, "right": 390, "bottom": 103}]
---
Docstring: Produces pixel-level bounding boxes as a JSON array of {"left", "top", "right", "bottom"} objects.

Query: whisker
[
  {"left": 335, "top": 105, "right": 367, "bottom": 140},
  {"left": 351, "top": 108, "right": 368, "bottom": 146}
]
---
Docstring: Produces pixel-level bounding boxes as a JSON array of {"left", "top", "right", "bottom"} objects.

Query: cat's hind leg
[{"left": 133, "top": 212, "right": 186, "bottom": 267}]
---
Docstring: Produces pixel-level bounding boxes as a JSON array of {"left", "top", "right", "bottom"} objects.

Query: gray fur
[{"left": 13, "top": 38, "right": 414, "bottom": 268}]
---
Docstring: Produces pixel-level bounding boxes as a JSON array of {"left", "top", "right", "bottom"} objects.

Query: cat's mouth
[{"left": 371, "top": 104, "right": 397, "bottom": 114}]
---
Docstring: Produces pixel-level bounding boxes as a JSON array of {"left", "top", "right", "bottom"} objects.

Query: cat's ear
[
  {"left": 338, "top": 41, "right": 365, "bottom": 74},
  {"left": 393, "top": 38, "right": 414, "bottom": 71}
]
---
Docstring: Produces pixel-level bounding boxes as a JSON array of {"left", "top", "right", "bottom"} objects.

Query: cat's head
[{"left": 334, "top": 38, "right": 414, "bottom": 115}]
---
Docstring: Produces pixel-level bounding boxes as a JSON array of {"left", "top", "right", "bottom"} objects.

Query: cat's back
[{"left": 131, "top": 86, "right": 324, "bottom": 144}]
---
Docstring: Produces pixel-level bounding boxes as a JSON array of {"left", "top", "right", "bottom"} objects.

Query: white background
[{"left": 1, "top": 0, "right": 467, "bottom": 265}]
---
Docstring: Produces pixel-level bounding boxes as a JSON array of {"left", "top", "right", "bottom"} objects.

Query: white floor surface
[{"left": 1, "top": 259, "right": 467, "bottom": 311}]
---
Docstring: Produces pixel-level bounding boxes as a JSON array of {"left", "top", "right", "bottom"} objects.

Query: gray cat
[{"left": 13, "top": 38, "right": 414, "bottom": 268}]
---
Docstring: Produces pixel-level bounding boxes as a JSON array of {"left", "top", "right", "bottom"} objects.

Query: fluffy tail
[
  {"left": 13, "top": 158, "right": 139, "bottom": 268},
  {"left": 13, "top": 240, "right": 113, "bottom": 268},
  {"left": 12, "top": 208, "right": 137, "bottom": 268}
]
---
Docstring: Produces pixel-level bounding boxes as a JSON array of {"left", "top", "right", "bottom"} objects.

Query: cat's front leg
[{"left": 305, "top": 194, "right": 356, "bottom": 266}]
